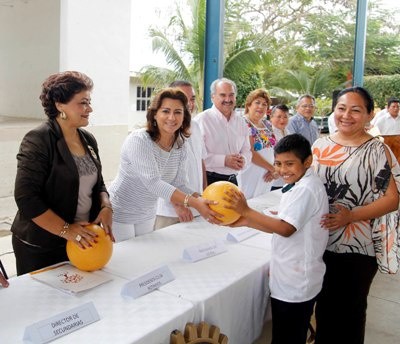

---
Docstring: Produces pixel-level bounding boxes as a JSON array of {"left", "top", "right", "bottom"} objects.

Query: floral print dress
[
  {"left": 312, "top": 136, "right": 400, "bottom": 273},
  {"left": 238, "top": 117, "right": 277, "bottom": 198}
]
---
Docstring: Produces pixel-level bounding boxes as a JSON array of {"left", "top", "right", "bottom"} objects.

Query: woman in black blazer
[{"left": 11, "top": 71, "right": 114, "bottom": 275}]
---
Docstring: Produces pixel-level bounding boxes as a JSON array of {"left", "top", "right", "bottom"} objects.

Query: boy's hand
[
  {"left": 223, "top": 188, "right": 249, "bottom": 215},
  {"left": 228, "top": 216, "right": 249, "bottom": 227}
]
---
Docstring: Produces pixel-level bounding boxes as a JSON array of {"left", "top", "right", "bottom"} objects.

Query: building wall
[
  {"left": 0, "top": 0, "right": 60, "bottom": 119},
  {"left": 0, "top": 0, "right": 133, "bottom": 199},
  {"left": 59, "top": 0, "right": 131, "bottom": 127}
]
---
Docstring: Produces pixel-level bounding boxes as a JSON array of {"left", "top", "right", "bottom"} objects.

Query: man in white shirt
[
  {"left": 154, "top": 81, "right": 207, "bottom": 229},
  {"left": 374, "top": 97, "right": 400, "bottom": 135},
  {"left": 194, "top": 78, "right": 252, "bottom": 185}
]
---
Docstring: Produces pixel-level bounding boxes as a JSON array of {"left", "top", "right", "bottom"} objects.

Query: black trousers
[
  {"left": 206, "top": 171, "right": 238, "bottom": 186},
  {"left": 12, "top": 234, "right": 68, "bottom": 275},
  {"left": 270, "top": 296, "right": 316, "bottom": 344},
  {"left": 315, "top": 251, "right": 378, "bottom": 344}
]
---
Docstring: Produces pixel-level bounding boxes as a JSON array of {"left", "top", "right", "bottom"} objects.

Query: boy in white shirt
[{"left": 224, "top": 133, "right": 329, "bottom": 344}]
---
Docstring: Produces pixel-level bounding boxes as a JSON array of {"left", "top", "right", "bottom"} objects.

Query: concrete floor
[{"left": 252, "top": 269, "right": 400, "bottom": 344}]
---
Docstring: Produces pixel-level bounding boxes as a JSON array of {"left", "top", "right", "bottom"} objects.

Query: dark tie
[{"left": 281, "top": 183, "right": 295, "bottom": 193}]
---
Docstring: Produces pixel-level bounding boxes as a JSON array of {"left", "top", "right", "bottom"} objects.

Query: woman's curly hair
[{"left": 39, "top": 71, "right": 93, "bottom": 119}]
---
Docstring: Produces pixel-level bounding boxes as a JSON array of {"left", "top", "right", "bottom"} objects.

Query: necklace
[
  {"left": 246, "top": 116, "right": 264, "bottom": 128},
  {"left": 156, "top": 139, "right": 174, "bottom": 151}
]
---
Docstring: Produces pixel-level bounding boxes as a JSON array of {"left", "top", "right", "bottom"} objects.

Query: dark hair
[
  {"left": 331, "top": 90, "right": 341, "bottom": 112},
  {"left": 336, "top": 86, "right": 374, "bottom": 113},
  {"left": 146, "top": 88, "right": 191, "bottom": 146},
  {"left": 39, "top": 71, "right": 93, "bottom": 119},
  {"left": 387, "top": 97, "right": 400, "bottom": 108},
  {"left": 270, "top": 104, "right": 289, "bottom": 116},
  {"left": 244, "top": 88, "right": 271, "bottom": 114},
  {"left": 169, "top": 80, "right": 193, "bottom": 88},
  {"left": 274, "top": 133, "right": 311, "bottom": 162}
]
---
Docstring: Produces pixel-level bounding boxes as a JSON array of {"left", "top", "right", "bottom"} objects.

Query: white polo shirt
[{"left": 268, "top": 168, "right": 329, "bottom": 302}]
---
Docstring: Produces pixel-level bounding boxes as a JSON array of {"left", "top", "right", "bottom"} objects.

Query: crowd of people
[{"left": 2, "top": 70, "right": 399, "bottom": 344}]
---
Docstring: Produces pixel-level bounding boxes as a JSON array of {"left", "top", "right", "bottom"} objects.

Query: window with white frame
[{"left": 136, "top": 86, "right": 154, "bottom": 111}]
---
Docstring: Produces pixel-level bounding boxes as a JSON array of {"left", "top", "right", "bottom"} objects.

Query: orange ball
[
  {"left": 66, "top": 224, "right": 113, "bottom": 272},
  {"left": 202, "top": 181, "right": 241, "bottom": 225}
]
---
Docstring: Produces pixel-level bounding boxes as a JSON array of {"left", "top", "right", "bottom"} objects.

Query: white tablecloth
[
  {"left": 0, "top": 191, "right": 280, "bottom": 344},
  {"left": 0, "top": 273, "right": 195, "bottom": 344},
  {"left": 104, "top": 223, "right": 272, "bottom": 344}
]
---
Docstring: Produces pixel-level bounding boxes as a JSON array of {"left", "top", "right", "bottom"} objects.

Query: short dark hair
[
  {"left": 270, "top": 104, "right": 289, "bottom": 116},
  {"left": 274, "top": 133, "right": 312, "bottom": 162},
  {"left": 169, "top": 80, "right": 193, "bottom": 88},
  {"left": 336, "top": 86, "right": 374, "bottom": 113},
  {"left": 387, "top": 97, "right": 400, "bottom": 108},
  {"left": 146, "top": 88, "right": 191, "bottom": 147},
  {"left": 39, "top": 71, "right": 93, "bottom": 119}
]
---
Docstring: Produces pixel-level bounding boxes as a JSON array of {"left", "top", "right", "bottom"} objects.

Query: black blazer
[{"left": 11, "top": 119, "right": 108, "bottom": 248}]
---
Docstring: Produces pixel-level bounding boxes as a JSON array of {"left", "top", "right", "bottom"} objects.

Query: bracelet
[
  {"left": 59, "top": 222, "right": 69, "bottom": 238},
  {"left": 101, "top": 205, "right": 114, "bottom": 213},
  {"left": 183, "top": 194, "right": 191, "bottom": 208}
]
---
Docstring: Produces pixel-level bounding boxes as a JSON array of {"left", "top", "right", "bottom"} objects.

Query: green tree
[
  {"left": 140, "top": 0, "right": 400, "bottom": 109},
  {"left": 140, "top": 0, "right": 268, "bottom": 111}
]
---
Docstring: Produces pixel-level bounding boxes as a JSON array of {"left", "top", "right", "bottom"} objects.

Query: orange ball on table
[
  {"left": 66, "top": 223, "right": 113, "bottom": 272},
  {"left": 202, "top": 181, "right": 241, "bottom": 225}
]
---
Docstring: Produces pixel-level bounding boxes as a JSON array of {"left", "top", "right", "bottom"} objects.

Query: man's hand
[{"left": 225, "top": 154, "right": 245, "bottom": 170}]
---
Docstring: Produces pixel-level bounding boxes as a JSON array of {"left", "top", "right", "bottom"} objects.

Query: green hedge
[{"left": 364, "top": 74, "right": 400, "bottom": 109}]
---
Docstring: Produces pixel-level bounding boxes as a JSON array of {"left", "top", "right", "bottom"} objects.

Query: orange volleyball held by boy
[
  {"left": 66, "top": 224, "right": 113, "bottom": 271},
  {"left": 202, "top": 181, "right": 241, "bottom": 225}
]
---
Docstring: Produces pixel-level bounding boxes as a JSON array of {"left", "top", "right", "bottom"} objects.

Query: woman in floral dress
[
  {"left": 312, "top": 86, "right": 400, "bottom": 344},
  {"left": 238, "top": 89, "right": 277, "bottom": 198}
]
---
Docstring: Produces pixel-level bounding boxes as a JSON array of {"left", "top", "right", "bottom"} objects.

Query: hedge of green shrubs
[{"left": 364, "top": 74, "right": 400, "bottom": 109}]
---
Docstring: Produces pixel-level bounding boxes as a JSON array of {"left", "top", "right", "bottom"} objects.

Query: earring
[
  {"left": 153, "top": 120, "right": 157, "bottom": 127},
  {"left": 60, "top": 112, "right": 67, "bottom": 120}
]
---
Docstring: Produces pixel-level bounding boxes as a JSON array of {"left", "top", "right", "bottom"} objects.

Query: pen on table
[{"left": 0, "top": 259, "right": 9, "bottom": 280}]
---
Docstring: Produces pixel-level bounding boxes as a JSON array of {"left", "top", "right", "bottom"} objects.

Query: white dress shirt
[
  {"left": 374, "top": 112, "right": 400, "bottom": 135},
  {"left": 194, "top": 105, "right": 251, "bottom": 175}
]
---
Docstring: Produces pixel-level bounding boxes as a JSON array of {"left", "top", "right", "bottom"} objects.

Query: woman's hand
[
  {"left": 94, "top": 207, "right": 115, "bottom": 242},
  {"left": 263, "top": 170, "right": 279, "bottom": 183},
  {"left": 321, "top": 204, "right": 352, "bottom": 230},
  {"left": 66, "top": 222, "right": 99, "bottom": 248},
  {"left": 0, "top": 272, "right": 9, "bottom": 288},
  {"left": 173, "top": 203, "right": 194, "bottom": 222},
  {"left": 192, "top": 197, "right": 222, "bottom": 225}
]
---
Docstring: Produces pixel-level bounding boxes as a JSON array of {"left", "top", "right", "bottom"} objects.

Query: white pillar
[{"left": 59, "top": 0, "right": 131, "bottom": 126}]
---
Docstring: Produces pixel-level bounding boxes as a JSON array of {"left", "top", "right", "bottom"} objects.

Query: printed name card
[
  {"left": 23, "top": 302, "right": 100, "bottom": 344},
  {"left": 183, "top": 239, "right": 227, "bottom": 262},
  {"left": 121, "top": 265, "right": 175, "bottom": 299},
  {"left": 226, "top": 227, "right": 259, "bottom": 243}
]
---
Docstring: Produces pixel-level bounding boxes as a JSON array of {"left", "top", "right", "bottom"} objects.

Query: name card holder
[
  {"left": 23, "top": 302, "right": 100, "bottom": 344},
  {"left": 226, "top": 227, "right": 259, "bottom": 243},
  {"left": 121, "top": 265, "right": 175, "bottom": 299},
  {"left": 183, "top": 239, "right": 227, "bottom": 262}
]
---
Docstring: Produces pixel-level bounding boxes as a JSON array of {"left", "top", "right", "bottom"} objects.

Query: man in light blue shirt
[{"left": 287, "top": 94, "right": 319, "bottom": 144}]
